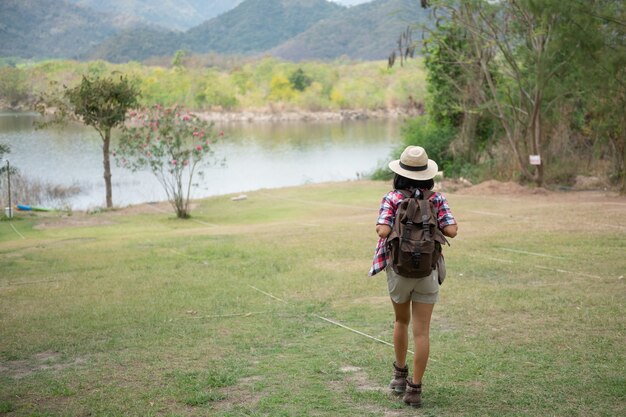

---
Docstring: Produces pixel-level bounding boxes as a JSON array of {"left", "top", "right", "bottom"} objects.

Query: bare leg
[
  {"left": 391, "top": 299, "right": 411, "bottom": 367},
  {"left": 411, "top": 302, "right": 435, "bottom": 384}
]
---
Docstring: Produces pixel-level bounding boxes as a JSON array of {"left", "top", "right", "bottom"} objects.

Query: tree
[
  {"left": 0, "top": 143, "right": 18, "bottom": 176},
  {"left": 289, "top": 68, "right": 312, "bottom": 92},
  {"left": 422, "top": 0, "right": 625, "bottom": 189},
  {"left": 116, "top": 105, "right": 220, "bottom": 219},
  {"left": 37, "top": 75, "right": 140, "bottom": 208},
  {"left": 172, "top": 50, "right": 187, "bottom": 69}
]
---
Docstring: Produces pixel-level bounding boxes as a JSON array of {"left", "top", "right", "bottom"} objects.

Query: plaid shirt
[{"left": 369, "top": 189, "right": 456, "bottom": 276}]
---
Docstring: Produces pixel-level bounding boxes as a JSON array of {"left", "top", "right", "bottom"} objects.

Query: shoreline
[
  {"left": 194, "top": 108, "right": 422, "bottom": 123},
  {"left": 1, "top": 104, "right": 423, "bottom": 123}
]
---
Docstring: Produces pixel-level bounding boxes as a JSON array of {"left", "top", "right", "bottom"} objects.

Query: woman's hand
[
  {"left": 442, "top": 224, "right": 458, "bottom": 238},
  {"left": 376, "top": 224, "right": 392, "bottom": 238}
]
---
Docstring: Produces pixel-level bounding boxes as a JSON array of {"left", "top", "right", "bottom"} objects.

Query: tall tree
[{"left": 37, "top": 75, "right": 140, "bottom": 208}]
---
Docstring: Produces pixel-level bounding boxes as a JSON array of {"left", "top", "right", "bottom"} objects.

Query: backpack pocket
[{"left": 394, "top": 238, "right": 434, "bottom": 278}]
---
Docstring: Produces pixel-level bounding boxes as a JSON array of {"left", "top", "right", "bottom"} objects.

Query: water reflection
[{"left": 0, "top": 112, "right": 400, "bottom": 210}]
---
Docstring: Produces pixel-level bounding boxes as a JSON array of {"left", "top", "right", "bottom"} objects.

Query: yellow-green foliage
[{"left": 14, "top": 56, "right": 427, "bottom": 111}]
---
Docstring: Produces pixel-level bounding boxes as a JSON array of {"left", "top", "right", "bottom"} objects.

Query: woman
[{"left": 369, "top": 145, "right": 458, "bottom": 408}]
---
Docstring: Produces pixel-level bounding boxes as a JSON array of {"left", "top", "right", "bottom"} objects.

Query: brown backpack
[{"left": 387, "top": 189, "right": 449, "bottom": 279}]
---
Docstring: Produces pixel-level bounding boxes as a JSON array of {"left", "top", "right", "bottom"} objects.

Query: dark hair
[{"left": 393, "top": 174, "right": 434, "bottom": 191}]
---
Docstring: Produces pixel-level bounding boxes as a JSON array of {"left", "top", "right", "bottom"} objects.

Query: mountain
[
  {"left": 1, "top": 0, "right": 427, "bottom": 62},
  {"left": 271, "top": 0, "right": 429, "bottom": 61},
  {"left": 66, "top": 0, "right": 245, "bottom": 31},
  {"left": 89, "top": 0, "right": 345, "bottom": 62},
  {"left": 87, "top": 27, "right": 183, "bottom": 64},
  {"left": 183, "top": 0, "right": 344, "bottom": 54},
  {"left": 0, "top": 0, "right": 140, "bottom": 59}
]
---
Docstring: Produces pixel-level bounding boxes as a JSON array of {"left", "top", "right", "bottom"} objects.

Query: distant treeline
[{"left": 0, "top": 56, "right": 426, "bottom": 112}]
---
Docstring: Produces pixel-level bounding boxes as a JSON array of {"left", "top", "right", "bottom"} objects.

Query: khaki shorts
[{"left": 386, "top": 267, "right": 439, "bottom": 304}]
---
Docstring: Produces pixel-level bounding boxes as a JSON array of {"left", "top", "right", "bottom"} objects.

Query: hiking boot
[
  {"left": 389, "top": 362, "right": 408, "bottom": 394},
  {"left": 403, "top": 378, "right": 422, "bottom": 408}
]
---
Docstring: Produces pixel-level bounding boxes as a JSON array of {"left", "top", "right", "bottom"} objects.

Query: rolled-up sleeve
[
  {"left": 433, "top": 194, "right": 456, "bottom": 228},
  {"left": 377, "top": 193, "right": 398, "bottom": 226}
]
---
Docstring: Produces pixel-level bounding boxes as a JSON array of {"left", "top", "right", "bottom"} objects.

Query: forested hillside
[
  {"left": 272, "top": 0, "right": 429, "bottom": 60},
  {"left": 0, "top": 0, "right": 140, "bottom": 59},
  {"left": 1, "top": 0, "right": 425, "bottom": 62},
  {"left": 184, "top": 0, "right": 343, "bottom": 54},
  {"left": 66, "top": 0, "right": 245, "bottom": 31}
]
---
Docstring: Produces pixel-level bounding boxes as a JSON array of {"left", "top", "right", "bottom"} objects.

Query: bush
[{"left": 371, "top": 116, "right": 457, "bottom": 180}]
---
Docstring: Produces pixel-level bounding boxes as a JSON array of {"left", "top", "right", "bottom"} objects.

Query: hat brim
[{"left": 388, "top": 159, "right": 439, "bottom": 181}]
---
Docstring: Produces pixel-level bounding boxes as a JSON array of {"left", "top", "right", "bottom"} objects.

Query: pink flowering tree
[{"left": 116, "top": 105, "right": 221, "bottom": 218}]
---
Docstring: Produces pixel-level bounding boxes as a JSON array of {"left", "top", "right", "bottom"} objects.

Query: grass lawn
[{"left": 1, "top": 181, "right": 625, "bottom": 416}]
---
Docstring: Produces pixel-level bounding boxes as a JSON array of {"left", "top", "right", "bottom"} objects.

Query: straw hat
[{"left": 388, "top": 146, "right": 438, "bottom": 181}]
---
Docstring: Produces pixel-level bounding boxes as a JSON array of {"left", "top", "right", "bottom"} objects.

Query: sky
[{"left": 331, "top": 0, "right": 373, "bottom": 6}]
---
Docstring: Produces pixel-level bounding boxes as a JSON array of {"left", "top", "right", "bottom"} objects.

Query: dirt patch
[
  {"left": 456, "top": 180, "right": 550, "bottom": 196},
  {"left": 213, "top": 375, "right": 264, "bottom": 413},
  {"left": 334, "top": 366, "right": 419, "bottom": 416},
  {"left": 32, "top": 201, "right": 178, "bottom": 230},
  {"left": 339, "top": 365, "right": 383, "bottom": 393},
  {"left": 33, "top": 214, "right": 114, "bottom": 230},
  {"left": 0, "top": 350, "right": 86, "bottom": 379}
]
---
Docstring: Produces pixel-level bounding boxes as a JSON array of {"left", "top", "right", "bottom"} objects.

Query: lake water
[{"left": 0, "top": 112, "right": 400, "bottom": 210}]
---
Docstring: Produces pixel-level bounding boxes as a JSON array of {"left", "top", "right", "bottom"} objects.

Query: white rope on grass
[
  {"left": 498, "top": 247, "right": 565, "bottom": 260},
  {"left": 9, "top": 222, "right": 25, "bottom": 239},
  {"left": 249, "top": 285, "right": 288, "bottom": 304},
  {"left": 468, "top": 210, "right": 509, "bottom": 217},
  {"left": 473, "top": 252, "right": 606, "bottom": 280},
  {"left": 248, "top": 285, "right": 415, "bottom": 355},
  {"left": 313, "top": 314, "right": 412, "bottom": 354},
  {"left": 163, "top": 248, "right": 413, "bottom": 356},
  {"left": 534, "top": 265, "right": 603, "bottom": 279},
  {"left": 0, "top": 278, "right": 63, "bottom": 288},
  {"left": 169, "top": 311, "right": 268, "bottom": 321}
]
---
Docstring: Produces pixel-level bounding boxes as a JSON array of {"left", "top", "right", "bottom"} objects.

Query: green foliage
[
  {"left": 63, "top": 75, "right": 140, "bottom": 133},
  {"left": 0, "top": 143, "right": 19, "bottom": 176},
  {"left": 288, "top": 68, "right": 312, "bottom": 92},
  {"left": 171, "top": 50, "right": 187, "bottom": 69},
  {"left": 423, "top": 22, "right": 466, "bottom": 127},
  {"left": 401, "top": 117, "right": 456, "bottom": 170},
  {"left": 371, "top": 116, "right": 457, "bottom": 180},
  {"left": 0, "top": 67, "right": 29, "bottom": 106},
  {"left": 198, "top": 70, "right": 239, "bottom": 109},
  {"left": 35, "top": 74, "right": 140, "bottom": 208},
  {"left": 419, "top": 0, "right": 625, "bottom": 189},
  {"left": 14, "top": 57, "right": 427, "bottom": 113},
  {"left": 116, "top": 105, "right": 220, "bottom": 218},
  {"left": 269, "top": 74, "right": 295, "bottom": 101}
]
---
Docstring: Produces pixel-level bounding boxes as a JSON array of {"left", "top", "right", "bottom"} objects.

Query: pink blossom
[
  {"left": 182, "top": 115, "right": 191, "bottom": 121},
  {"left": 171, "top": 159, "right": 177, "bottom": 165},
  {"left": 219, "top": 131, "right": 224, "bottom": 136},
  {"left": 196, "top": 145, "right": 203, "bottom": 151}
]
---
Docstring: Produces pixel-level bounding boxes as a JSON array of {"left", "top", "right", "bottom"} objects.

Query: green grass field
[{"left": 1, "top": 181, "right": 625, "bottom": 416}]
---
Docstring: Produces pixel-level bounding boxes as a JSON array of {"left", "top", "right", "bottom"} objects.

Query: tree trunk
[
  {"left": 530, "top": 89, "right": 544, "bottom": 187},
  {"left": 454, "top": 111, "right": 479, "bottom": 162},
  {"left": 103, "top": 127, "right": 113, "bottom": 208},
  {"left": 621, "top": 132, "right": 626, "bottom": 194}
]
